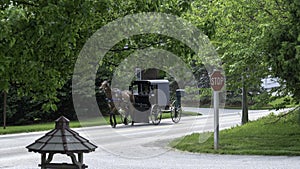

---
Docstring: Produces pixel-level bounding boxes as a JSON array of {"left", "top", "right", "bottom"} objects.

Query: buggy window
[
  {"left": 140, "top": 84, "right": 150, "bottom": 95},
  {"left": 150, "top": 85, "right": 158, "bottom": 96}
]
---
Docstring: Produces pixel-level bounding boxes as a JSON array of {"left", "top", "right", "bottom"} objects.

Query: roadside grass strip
[
  {"left": 0, "top": 117, "right": 110, "bottom": 135},
  {"left": 170, "top": 110, "right": 300, "bottom": 156},
  {"left": 0, "top": 111, "right": 198, "bottom": 135}
]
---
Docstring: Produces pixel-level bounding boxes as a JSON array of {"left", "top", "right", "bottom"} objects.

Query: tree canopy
[
  {"left": 186, "top": 0, "right": 300, "bottom": 103},
  {"left": 0, "top": 0, "right": 195, "bottom": 124},
  {"left": 1, "top": 0, "right": 299, "bottom": 124}
]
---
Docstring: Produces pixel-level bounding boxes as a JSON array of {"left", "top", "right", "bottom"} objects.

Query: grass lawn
[
  {"left": 0, "top": 118, "right": 107, "bottom": 135},
  {"left": 0, "top": 111, "right": 198, "bottom": 135},
  {"left": 170, "top": 109, "right": 300, "bottom": 156}
]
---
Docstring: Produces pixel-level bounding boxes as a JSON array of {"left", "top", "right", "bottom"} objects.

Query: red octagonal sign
[{"left": 210, "top": 70, "right": 225, "bottom": 91}]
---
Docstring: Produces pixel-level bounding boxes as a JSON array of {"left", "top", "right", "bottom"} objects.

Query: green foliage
[
  {"left": 249, "top": 91, "right": 271, "bottom": 109},
  {"left": 1, "top": 1, "right": 94, "bottom": 111},
  {"left": 184, "top": 0, "right": 300, "bottom": 111},
  {"left": 260, "top": 0, "right": 300, "bottom": 102},
  {"left": 269, "top": 96, "right": 297, "bottom": 110},
  {"left": 2, "top": 0, "right": 300, "bottom": 125},
  {"left": 1, "top": 0, "right": 195, "bottom": 124},
  {"left": 186, "top": 0, "right": 271, "bottom": 91}
]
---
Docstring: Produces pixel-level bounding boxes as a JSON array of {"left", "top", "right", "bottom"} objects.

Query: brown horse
[{"left": 99, "top": 80, "right": 134, "bottom": 128}]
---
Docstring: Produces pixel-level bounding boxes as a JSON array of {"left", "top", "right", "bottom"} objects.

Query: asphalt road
[{"left": 0, "top": 108, "right": 299, "bottom": 169}]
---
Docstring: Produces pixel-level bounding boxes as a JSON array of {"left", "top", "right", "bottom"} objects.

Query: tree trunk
[
  {"left": 3, "top": 91, "right": 7, "bottom": 129},
  {"left": 242, "top": 81, "right": 249, "bottom": 125}
]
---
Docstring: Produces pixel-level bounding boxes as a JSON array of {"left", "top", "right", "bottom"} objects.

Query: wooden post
[
  {"left": 41, "top": 153, "right": 46, "bottom": 169},
  {"left": 78, "top": 153, "right": 83, "bottom": 163},
  {"left": 3, "top": 91, "right": 6, "bottom": 129}
]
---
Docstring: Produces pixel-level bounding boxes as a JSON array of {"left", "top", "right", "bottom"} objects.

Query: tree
[
  {"left": 259, "top": 0, "right": 300, "bottom": 104},
  {"left": 2, "top": 91, "right": 6, "bottom": 129},
  {"left": 0, "top": 1, "right": 115, "bottom": 124},
  {"left": 185, "top": 0, "right": 271, "bottom": 123},
  {"left": 0, "top": 0, "right": 195, "bottom": 124},
  {"left": 185, "top": 0, "right": 298, "bottom": 123},
  {"left": 0, "top": 1, "right": 97, "bottom": 112}
]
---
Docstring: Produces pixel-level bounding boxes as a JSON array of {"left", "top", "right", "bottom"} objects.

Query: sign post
[{"left": 210, "top": 70, "right": 225, "bottom": 150}]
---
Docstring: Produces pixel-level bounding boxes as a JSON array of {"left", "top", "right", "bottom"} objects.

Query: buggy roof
[{"left": 131, "top": 80, "right": 169, "bottom": 85}]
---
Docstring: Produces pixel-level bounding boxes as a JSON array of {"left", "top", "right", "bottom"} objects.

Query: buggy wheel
[
  {"left": 170, "top": 100, "right": 182, "bottom": 123},
  {"left": 150, "top": 104, "right": 162, "bottom": 125}
]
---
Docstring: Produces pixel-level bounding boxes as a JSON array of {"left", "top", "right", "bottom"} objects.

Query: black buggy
[{"left": 129, "top": 80, "right": 185, "bottom": 125}]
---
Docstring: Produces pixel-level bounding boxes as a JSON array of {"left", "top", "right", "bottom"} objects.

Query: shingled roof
[{"left": 26, "top": 116, "right": 97, "bottom": 154}]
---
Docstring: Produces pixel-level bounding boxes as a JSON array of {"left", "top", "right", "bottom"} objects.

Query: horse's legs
[
  {"left": 109, "top": 113, "right": 114, "bottom": 127},
  {"left": 127, "top": 103, "right": 134, "bottom": 126},
  {"left": 121, "top": 103, "right": 128, "bottom": 125},
  {"left": 113, "top": 114, "right": 117, "bottom": 128},
  {"left": 109, "top": 111, "right": 117, "bottom": 128},
  {"left": 123, "top": 116, "right": 128, "bottom": 125}
]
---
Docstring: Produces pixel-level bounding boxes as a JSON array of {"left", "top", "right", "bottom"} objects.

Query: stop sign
[{"left": 210, "top": 70, "right": 225, "bottom": 91}]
